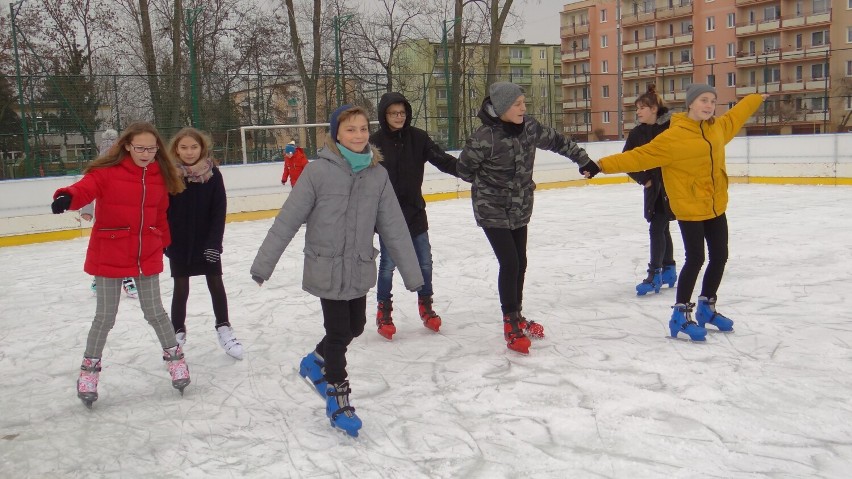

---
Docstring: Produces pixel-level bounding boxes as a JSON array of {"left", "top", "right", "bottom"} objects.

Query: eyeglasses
[
  {"left": 130, "top": 145, "right": 159, "bottom": 153},
  {"left": 387, "top": 111, "right": 406, "bottom": 118}
]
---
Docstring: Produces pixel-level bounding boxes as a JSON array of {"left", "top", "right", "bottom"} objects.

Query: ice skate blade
[
  {"left": 80, "top": 398, "right": 94, "bottom": 409},
  {"left": 377, "top": 328, "right": 395, "bottom": 341},
  {"left": 667, "top": 335, "right": 707, "bottom": 343},
  {"left": 300, "top": 373, "right": 328, "bottom": 400},
  {"left": 706, "top": 328, "right": 734, "bottom": 334},
  {"left": 329, "top": 419, "right": 360, "bottom": 438},
  {"left": 422, "top": 318, "right": 441, "bottom": 332}
]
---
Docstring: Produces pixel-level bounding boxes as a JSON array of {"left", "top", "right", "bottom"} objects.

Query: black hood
[{"left": 377, "top": 92, "right": 412, "bottom": 133}]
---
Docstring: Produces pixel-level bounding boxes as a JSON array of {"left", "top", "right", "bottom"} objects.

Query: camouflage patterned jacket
[{"left": 458, "top": 97, "right": 592, "bottom": 229}]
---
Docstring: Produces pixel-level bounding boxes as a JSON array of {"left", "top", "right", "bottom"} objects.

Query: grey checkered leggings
[{"left": 85, "top": 274, "right": 177, "bottom": 358}]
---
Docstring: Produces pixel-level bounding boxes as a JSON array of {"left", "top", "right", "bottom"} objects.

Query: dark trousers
[
  {"left": 648, "top": 195, "right": 675, "bottom": 270},
  {"left": 316, "top": 296, "right": 367, "bottom": 384},
  {"left": 171, "top": 274, "right": 230, "bottom": 333},
  {"left": 676, "top": 213, "right": 729, "bottom": 304},
  {"left": 482, "top": 226, "right": 528, "bottom": 314}
]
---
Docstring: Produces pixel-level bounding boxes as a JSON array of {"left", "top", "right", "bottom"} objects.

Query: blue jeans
[{"left": 377, "top": 231, "right": 433, "bottom": 302}]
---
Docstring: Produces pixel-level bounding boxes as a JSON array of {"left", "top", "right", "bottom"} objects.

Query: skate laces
[
  {"left": 163, "top": 346, "right": 190, "bottom": 380},
  {"left": 78, "top": 358, "right": 101, "bottom": 393},
  {"left": 377, "top": 301, "right": 394, "bottom": 325},
  {"left": 672, "top": 303, "right": 699, "bottom": 326},
  {"left": 328, "top": 382, "right": 356, "bottom": 419}
]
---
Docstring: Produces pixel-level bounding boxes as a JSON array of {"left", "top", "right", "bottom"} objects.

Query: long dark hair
[{"left": 635, "top": 84, "right": 669, "bottom": 117}]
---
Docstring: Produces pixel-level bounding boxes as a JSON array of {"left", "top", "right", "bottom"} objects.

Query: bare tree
[{"left": 282, "top": 0, "right": 323, "bottom": 153}]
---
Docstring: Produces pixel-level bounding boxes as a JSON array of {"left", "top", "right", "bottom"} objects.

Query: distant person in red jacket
[
  {"left": 281, "top": 140, "right": 308, "bottom": 186},
  {"left": 51, "top": 121, "right": 192, "bottom": 408}
]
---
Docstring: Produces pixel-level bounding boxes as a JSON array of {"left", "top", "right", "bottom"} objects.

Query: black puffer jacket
[
  {"left": 624, "top": 110, "right": 675, "bottom": 222},
  {"left": 458, "top": 97, "right": 592, "bottom": 229},
  {"left": 166, "top": 166, "right": 226, "bottom": 270},
  {"left": 370, "top": 92, "right": 459, "bottom": 237}
]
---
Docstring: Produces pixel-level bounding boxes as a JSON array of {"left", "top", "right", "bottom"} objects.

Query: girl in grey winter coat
[{"left": 250, "top": 105, "right": 423, "bottom": 436}]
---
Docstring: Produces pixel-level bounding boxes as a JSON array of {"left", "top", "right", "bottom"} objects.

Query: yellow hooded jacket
[{"left": 599, "top": 93, "right": 764, "bottom": 221}]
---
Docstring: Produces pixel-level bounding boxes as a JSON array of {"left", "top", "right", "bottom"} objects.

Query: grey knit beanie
[
  {"left": 685, "top": 83, "right": 717, "bottom": 109},
  {"left": 489, "top": 82, "right": 524, "bottom": 116}
]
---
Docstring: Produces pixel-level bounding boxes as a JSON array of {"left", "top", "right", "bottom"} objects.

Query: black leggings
[
  {"left": 316, "top": 296, "right": 367, "bottom": 384},
  {"left": 482, "top": 226, "right": 528, "bottom": 314},
  {"left": 676, "top": 213, "right": 729, "bottom": 304},
  {"left": 171, "top": 275, "right": 230, "bottom": 333}
]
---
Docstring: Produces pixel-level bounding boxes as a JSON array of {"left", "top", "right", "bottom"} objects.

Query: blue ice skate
[
  {"left": 326, "top": 381, "right": 362, "bottom": 437},
  {"left": 636, "top": 268, "right": 663, "bottom": 296},
  {"left": 695, "top": 296, "right": 734, "bottom": 332},
  {"left": 661, "top": 264, "right": 677, "bottom": 288},
  {"left": 669, "top": 303, "right": 707, "bottom": 341},
  {"left": 299, "top": 351, "right": 328, "bottom": 399}
]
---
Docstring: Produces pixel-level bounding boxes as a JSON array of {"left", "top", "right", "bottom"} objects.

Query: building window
[
  {"left": 539, "top": 49, "right": 546, "bottom": 60},
  {"left": 727, "top": 43, "right": 736, "bottom": 57},
  {"left": 796, "top": 65, "right": 803, "bottom": 81},
  {"left": 727, "top": 72, "right": 736, "bottom": 86},
  {"left": 602, "top": 111, "right": 611, "bottom": 123},
  {"left": 541, "top": 87, "right": 548, "bottom": 98},
  {"left": 436, "top": 89, "right": 447, "bottom": 99},
  {"left": 600, "top": 9, "right": 607, "bottom": 22},
  {"left": 764, "top": 37, "right": 780, "bottom": 52},
  {"left": 602, "top": 85, "right": 610, "bottom": 98},
  {"left": 706, "top": 16, "right": 715, "bottom": 31},
  {"left": 727, "top": 13, "right": 735, "bottom": 28},
  {"left": 764, "top": 67, "right": 781, "bottom": 83},
  {"left": 681, "top": 21, "right": 692, "bottom": 34},
  {"left": 812, "top": 30, "right": 829, "bottom": 46},
  {"left": 511, "top": 48, "right": 524, "bottom": 59},
  {"left": 813, "top": 0, "right": 829, "bottom": 14},
  {"left": 811, "top": 63, "right": 828, "bottom": 79},
  {"left": 644, "top": 26, "right": 655, "bottom": 40},
  {"left": 810, "top": 97, "right": 826, "bottom": 111},
  {"left": 847, "top": 26, "right": 852, "bottom": 43},
  {"left": 601, "top": 34, "right": 609, "bottom": 47},
  {"left": 847, "top": 60, "right": 852, "bottom": 76},
  {"left": 764, "top": 5, "right": 780, "bottom": 21},
  {"left": 706, "top": 45, "right": 715, "bottom": 60},
  {"left": 681, "top": 49, "right": 691, "bottom": 63},
  {"left": 602, "top": 60, "right": 609, "bottom": 73}
]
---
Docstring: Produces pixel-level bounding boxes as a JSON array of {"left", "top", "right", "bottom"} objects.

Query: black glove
[
  {"left": 251, "top": 274, "right": 264, "bottom": 286},
  {"left": 203, "top": 248, "right": 221, "bottom": 263},
  {"left": 579, "top": 160, "right": 601, "bottom": 179},
  {"left": 51, "top": 194, "right": 72, "bottom": 214}
]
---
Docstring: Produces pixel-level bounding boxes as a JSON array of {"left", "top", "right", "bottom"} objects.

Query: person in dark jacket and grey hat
[
  {"left": 458, "top": 81, "right": 600, "bottom": 355},
  {"left": 369, "top": 92, "right": 460, "bottom": 340}
]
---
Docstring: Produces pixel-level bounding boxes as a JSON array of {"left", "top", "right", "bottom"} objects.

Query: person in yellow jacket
[{"left": 593, "top": 84, "right": 768, "bottom": 341}]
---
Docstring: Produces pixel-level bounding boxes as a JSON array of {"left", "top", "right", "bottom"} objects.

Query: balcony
[
  {"left": 735, "top": 0, "right": 775, "bottom": 5},
  {"left": 673, "top": 32, "right": 692, "bottom": 45},
  {"left": 781, "top": 9, "right": 831, "bottom": 29},
  {"left": 560, "top": 23, "right": 589, "bottom": 36},
  {"left": 561, "top": 48, "right": 590, "bottom": 61},
  {"left": 504, "top": 57, "right": 532, "bottom": 66},
  {"left": 561, "top": 75, "right": 590, "bottom": 86},
  {"left": 623, "top": 38, "right": 658, "bottom": 52},
  {"left": 737, "top": 44, "right": 831, "bottom": 67},
  {"left": 621, "top": 11, "right": 655, "bottom": 27},
  {"left": 562, "top": 99, "right": 589, "bottom": 110}
]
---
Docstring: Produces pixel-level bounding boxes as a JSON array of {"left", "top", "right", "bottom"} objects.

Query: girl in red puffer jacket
[{"left": 51, "top": 121, "right": 192, "bottom": 408}]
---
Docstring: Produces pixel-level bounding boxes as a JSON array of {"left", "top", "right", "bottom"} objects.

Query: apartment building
[
  {"left": 560, "top": 0, "right": 852, "bottom": 140},
  {"left": 395, "top": 39, "right": 563, "bottom": 147}
]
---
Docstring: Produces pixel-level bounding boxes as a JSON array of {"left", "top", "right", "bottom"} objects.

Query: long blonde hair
[
  {"left": 84, "top": 122, "right": 185, "bottom": 194},
  {"left": 168, "top": 127, "right": 216, "bottom": 166}
]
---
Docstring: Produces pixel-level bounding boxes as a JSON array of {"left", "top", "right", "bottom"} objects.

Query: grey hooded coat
[{"left": 250, "top": 141, "right": 424, "bottom": 300}]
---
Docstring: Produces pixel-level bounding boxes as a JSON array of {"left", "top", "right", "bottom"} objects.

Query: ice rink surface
[{"left": 1, "top": 183, "right": 850, "bottom": 478}]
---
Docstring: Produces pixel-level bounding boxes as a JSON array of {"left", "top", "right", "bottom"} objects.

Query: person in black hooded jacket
[
  {"left": 622, "top": 85, "right": 677, "bottom": 296},
  {"left": 369, "top": 92, "right": 460, "bottom": 341}
]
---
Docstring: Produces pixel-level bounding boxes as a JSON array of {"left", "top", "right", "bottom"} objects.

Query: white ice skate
[{"left": 216, "top": 325, "right": 244, "bottom": 360}]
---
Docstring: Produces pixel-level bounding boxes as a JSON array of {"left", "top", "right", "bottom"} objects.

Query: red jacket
[
  {"left": 54, "top": 156, "right": 171, "bottom": 278},
  {"left": 281, "top": 147, "right": 309, "bottom": 186}
]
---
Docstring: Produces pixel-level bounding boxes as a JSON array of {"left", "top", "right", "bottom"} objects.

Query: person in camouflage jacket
[{"left": 457, "top": 81, "right": 599, "bottom": 355}]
